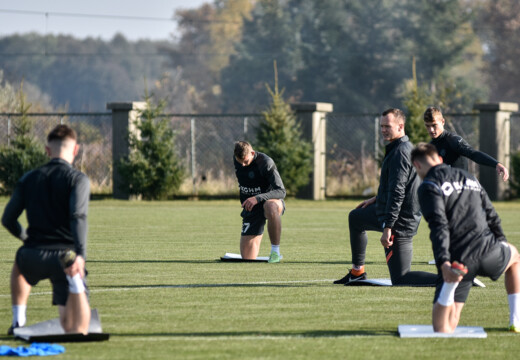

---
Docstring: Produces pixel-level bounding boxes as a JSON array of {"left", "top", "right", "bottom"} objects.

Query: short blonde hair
[{"left": 234, "top": 141, "right": 252, "bottom": 159}]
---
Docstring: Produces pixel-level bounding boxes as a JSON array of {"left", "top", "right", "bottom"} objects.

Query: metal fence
[
  {"left": 0, "top": 113, "right": 113, "bottom": 193},
  {"left": 1, "top": 111, "right": 519, "bottom": 197}
]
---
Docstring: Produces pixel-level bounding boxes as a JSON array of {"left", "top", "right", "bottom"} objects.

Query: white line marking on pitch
[{"left": 0, "top": 279, "right": 336, "bottom": 298}]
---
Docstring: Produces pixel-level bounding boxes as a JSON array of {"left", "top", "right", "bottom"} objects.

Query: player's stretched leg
[
  {"left": 334, "top": 203, "right": 380, "bottom": 284},
  {"left": 9, "top": 262, "right": 31, "bottom": 335},
  {"left": 386, "top": 237, "right": 437, "bottom": 286},
  {"left": 58, "top": 250, "right": 90, "bottom": 334},
  {"left": 504, "top": 243, "right": 520, "bottom": 332},
  {"left": 264, "top": 199, "right": 284, "bottom": 263},
  {"left": 432, "top": 263, "right": 470, "bottom": 333},
  {"left": 59, "top": 291, "right": 90, "bottom": 334},
  {"left": 432, "top": 300, "right": 465, "bottom": 333}
]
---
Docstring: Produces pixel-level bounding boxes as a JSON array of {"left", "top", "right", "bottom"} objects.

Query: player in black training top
[
  {"left": 423, "top": 106, "right": 508, "bottom": 181},
  {"left": 2, "top": 125, "right": 91, "bottom": 335},
  {"left": 412, "top": 143, "right": 520, "bottom": 333},
  {"left": 233, "top": 141, "right": 286, "bottom": 263}
]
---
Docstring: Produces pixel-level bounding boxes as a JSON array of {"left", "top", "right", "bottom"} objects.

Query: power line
[
  {"left": 0, "top": 8, "right": 174, "bottom": 22},
  {"left": 0, "top": 8, "right": 240, "bottom": 24}
]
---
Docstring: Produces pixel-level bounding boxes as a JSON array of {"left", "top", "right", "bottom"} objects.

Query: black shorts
[
  {"left": 15, "top": 247, "right": 88, "bottom": 306},
  {"left": 434, "top": 241, "right": 511, "bottom": 304},
  {"left": 240, "top": 200, "right": 285, "bottom": 236}
]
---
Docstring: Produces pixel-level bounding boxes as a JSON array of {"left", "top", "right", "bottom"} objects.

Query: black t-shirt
[{"left": 430, "top": 130, "right": 498, "bottom": 170}]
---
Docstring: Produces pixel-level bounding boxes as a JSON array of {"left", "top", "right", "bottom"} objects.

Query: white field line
[{"left": 0, "top": 279, "right": 336, "bottom": 298}]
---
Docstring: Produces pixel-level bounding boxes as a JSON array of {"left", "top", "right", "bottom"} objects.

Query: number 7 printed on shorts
[{"left": 242, "top": 222, "right": 250, "bottom": 234}]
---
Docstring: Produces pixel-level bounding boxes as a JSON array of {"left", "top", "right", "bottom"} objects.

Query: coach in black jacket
[
  {"left": 334, "top": 108, "right": 436, "bottom": 286},
  {"left": 412, "top": 142, "right": 520, "bottom": 333}
]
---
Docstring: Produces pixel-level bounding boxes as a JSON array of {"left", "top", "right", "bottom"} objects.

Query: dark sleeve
[
  {"left": 480, "top": 185, "right": 506, "bottom": 242},
  {"left": 418, "top": 182, "right": 451, "bottom": 264},
  {"left": 256, "top": 158, "right": 286, "bottom": 202},
  {"left": 69, "top": 174, "right": 90, "bottom": 258},
  {"left": 1, "top": 181, "right": 28, "bottom": 241},
  {"left": 449, "top": 135, "right": 498, "bottom": 168},
  {"left": 383, "top": 147, "right": 410, "bottom": 228}
]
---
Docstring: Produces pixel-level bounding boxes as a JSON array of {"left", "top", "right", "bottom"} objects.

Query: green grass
[{"left": 1, "top": 198, "right": 520, "bottom": 359}]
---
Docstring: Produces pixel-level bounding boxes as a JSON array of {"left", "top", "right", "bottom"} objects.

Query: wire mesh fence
[
  {"left": 161, "top": 114, "right": 262, "bottom": 196},
  {"left": 1, "top": 111, "right": 519, "bottom": 197},
  {"left": 0, "top": 113, "right": 112, "bottom": 193}
]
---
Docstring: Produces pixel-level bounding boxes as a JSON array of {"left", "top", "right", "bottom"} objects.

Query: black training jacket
[
  {"left": 430, "top": 130, "right": 498, "bottom": 170},
  {"left": 375, "top": 135, "right": 422, "bottom": 237},
  {"left": 234, "top": 152, "right": 286, "bottom": 212},
  {"left": 418, "top": 164, "right": 505, "bottom": 266},
  {"left": 1, "top": 158, "right": 90, "bottom": 258}
]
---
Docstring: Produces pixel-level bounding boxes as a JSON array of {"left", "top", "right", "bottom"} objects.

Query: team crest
[{"left": 248, "top": 171, "right": 255, "bottom": 179}]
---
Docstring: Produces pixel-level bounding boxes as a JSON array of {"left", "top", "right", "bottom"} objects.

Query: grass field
[{"left": 1, "top": 198, "right": 520, "bottom": 359}]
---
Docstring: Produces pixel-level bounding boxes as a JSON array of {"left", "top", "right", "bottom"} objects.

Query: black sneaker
[
  {"left": 333, "top": 270, "right": 367, "bottom": 284},
  {"left": 7, "top": 322, "right": 20, "bottom": 336}
]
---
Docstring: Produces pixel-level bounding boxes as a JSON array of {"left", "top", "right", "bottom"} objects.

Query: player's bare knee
[{"left": 263, "top": 201, "right": 280, "bottom": 219}]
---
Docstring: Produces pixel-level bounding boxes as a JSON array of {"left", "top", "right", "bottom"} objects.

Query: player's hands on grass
[
  {"left": 496, "top": 163, "right": 509, "bottom": 182},
  {"left": 356, "top": 196, "right": 376, "bottom": 209},
  {"left": 441, "top": 261, "right": 465, "bottom": 283},
  {"left": 64, "top": 255, "right": 86, "bottom": 278},
  {"left": 380, "top": 229, "right": 393, "bottom": 248},
  {"left": 242, "top": 196, "right": 259, "bottom": 212}
]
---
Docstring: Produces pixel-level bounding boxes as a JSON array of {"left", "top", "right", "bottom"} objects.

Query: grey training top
[
  {"left": 234, "top": 152, "right": 286, "bottom": 212},
  {"left": 1, "top": 158, "right": 90, "bottom": 258}
]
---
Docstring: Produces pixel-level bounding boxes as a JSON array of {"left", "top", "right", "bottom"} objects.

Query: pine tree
[
  {"left": 403, "top": 57, "right": 432, "bottom": 144},
  {"left": 0, "top": 82, "right": 47, "bottom": 195},
  {"left": 255, "top": 61, "right": 312, "bottom": 195},
  {"left": 116, "top": 88, "right": 185, "bottom": 200}
]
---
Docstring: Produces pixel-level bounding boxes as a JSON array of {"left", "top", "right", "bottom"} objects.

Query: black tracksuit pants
[{"left": 348, "top": 203, "right": 436, "bottom": 286}]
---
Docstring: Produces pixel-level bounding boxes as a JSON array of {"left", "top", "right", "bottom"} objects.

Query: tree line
[{"left": 0, "top": 0, "right": 519, "bottom": 115}]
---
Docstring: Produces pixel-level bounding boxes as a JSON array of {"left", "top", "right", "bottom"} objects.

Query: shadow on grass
[
  {"left": 88, "top": 259, "right": 435, "bottom": 266},
  {"left": 91, "top": 283, "right": 312, "bottom": 290},
  {"left": 484, "top": 327, "right": 515, "bottom": 334},
  {"left": 88, "top": 260, "right": 218, "bottom": 264},
  {"left": 110, "top": 329, "right": 397, "bottom": 338}
]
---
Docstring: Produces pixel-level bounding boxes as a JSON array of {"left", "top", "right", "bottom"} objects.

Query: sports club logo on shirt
[
  {"left": 441, "top": 178, "right": 481, "bottom": 196},
  {"left": 240, "top": 186, "right": 261, "bottom": 195}
]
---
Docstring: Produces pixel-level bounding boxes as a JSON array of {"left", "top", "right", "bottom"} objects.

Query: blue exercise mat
[{"left": 0, "top": 343, "right": 65, "bottom": 357}]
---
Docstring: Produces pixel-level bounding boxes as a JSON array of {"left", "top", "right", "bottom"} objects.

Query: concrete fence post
[
  {"left": 107, "top": 101, "right": 147, "bottom": 200},
  {"left": 291, "top": 102, "right": 333, "bottom": 200},
  {"left": 474, "top": 102, "right": 519, "bottom": 200}
]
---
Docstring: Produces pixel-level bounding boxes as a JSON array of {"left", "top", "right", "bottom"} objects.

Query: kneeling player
[
  {"left": 2, "top": 125, "right": 91, "bottom": 335},
  {"left": 233, "top": 141, "right": 286, "bottom": 263},
  {"left": 411, "top": 143, "right": 520, "bottom": 333}
]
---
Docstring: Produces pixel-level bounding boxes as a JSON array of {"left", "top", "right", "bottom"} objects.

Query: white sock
[
  {"left": 508, "top": 293, "right": 520, "bottom": 327},
  {"left": 66, "top": 274, "right": 85, "bottom": 294},
  {"left": 12, "top": 305, "right": 26, "bottom": 327},
  {"left": 271, "top": 245, "right": 280, "bottom": 255},
  {"left": 437, "top": 282, "right": 459, "bottom": 306}
]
